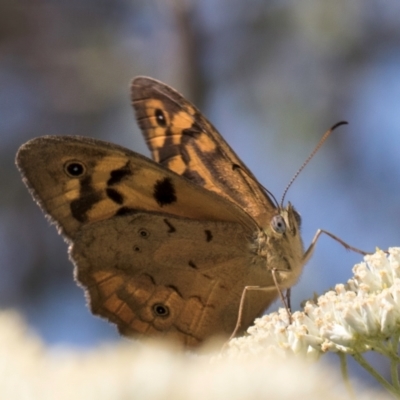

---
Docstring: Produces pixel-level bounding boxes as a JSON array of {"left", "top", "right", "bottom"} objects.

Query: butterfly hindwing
[{"left": 72, "top": 211, "right": 277, "bottom": 347}]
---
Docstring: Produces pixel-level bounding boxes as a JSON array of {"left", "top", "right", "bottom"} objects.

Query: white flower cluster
[{"left": 227, "top": 248, "right": 400, "bottom": 359}]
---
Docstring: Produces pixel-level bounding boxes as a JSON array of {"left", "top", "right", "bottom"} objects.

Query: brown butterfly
[{"left": 16, "top": 77, "right": 313, "bottom": 348}]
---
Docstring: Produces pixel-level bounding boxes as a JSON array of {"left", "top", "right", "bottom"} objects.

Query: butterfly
[{"left": 16, "top": 76, "right": 307, "bottom": 348}]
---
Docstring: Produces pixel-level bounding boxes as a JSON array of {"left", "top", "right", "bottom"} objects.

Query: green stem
[
  {"left": 390, "top": 357, "right": 400, "bottom": 393},
  {"left": 338, "top": 353, "right": 356, "bottom": 399},
  {"left": 390, "top": 333, "right": 400, "bottom": 391},
  {"left": 352, "top": 353, "right": 399, "bottom": 397},
  {"left": 364, "top": 334, "right": 400, "bottom": 366},
  {"left": 365, "top": 339, "right": 400, "bottom": 363},
  {"left": 387, "top": 350, "right": 400, "bottom": 364}
]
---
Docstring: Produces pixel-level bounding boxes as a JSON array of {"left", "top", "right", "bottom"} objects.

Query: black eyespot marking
[
  {"left": 139, "top": 228, "right": 149, "bottom": 238},
  {"left": 153, "top": 177, "right": 177, "bottom": 207},
  {"left": 188, "top": 261, "right": 197, "bottom": 269},
  {"left": 155, "top": 109, "right": 167, "bottom": 127},
  {"left": 107, "top": 163, "right": 131, "bottom": 186},
  {"left": 64, "top": 161, "right": 86, "bottom": 177},
  {"left": 115, "top": 207, "right": 136, "bottom": 216},
  {"left": 152, "top": 303, "right": 169, "bottom": 318},
  {"left": 163, "top": 219, "right": 176, "bottom": 233},
  {"left": 271, "top": 215, "right": 286, "bottom": 234},
  {"left": 204, "top": 230, "right": 213, "bottom": 242},
  {"left": 106, "top": 188, "right": 124, "bottom": 204},
  {"left": 133, "top": 246, "right": 141, "bottom": 252}
]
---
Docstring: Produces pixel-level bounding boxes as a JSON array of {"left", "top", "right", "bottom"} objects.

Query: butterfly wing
[
  {"left": 72, "top": 211, "right": 276, "bottom": 347},
  {"left": 131, "top": 77, "right": 276, "bottom": 225},
  {"left": 16, "top": 136, "right": 257, "bottom": 240}
]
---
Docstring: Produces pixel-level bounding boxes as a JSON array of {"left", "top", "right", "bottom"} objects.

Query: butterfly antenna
[
  {"left": 280, "top": 121, "right": 348, "bottom": 206},
  {"left": 260, "top": 183, "right": 280, "bottom": 208}
]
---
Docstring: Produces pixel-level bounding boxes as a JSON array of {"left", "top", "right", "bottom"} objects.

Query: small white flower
[{"left": 226, "top": 248, "right": 400, "bottom": 358}]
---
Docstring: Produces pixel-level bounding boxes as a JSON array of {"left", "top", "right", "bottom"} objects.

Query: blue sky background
[{"left": 1, "top": 0, "right": 400, "bottom": 385}]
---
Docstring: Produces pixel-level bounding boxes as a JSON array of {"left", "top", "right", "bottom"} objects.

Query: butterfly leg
[
  {"left": 285, "top": 288, "right": 292, "bottom": 310},
  {"left": 228, "top": 284, "right": 280, "bottom": 342},
  {"left": 271, "top": 268, "right": 293, "bottom": 323},
  {"left": 303, "top": 229, "right": 369, "bottom": 265}
]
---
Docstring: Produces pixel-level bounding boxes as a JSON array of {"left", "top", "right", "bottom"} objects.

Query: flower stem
[
  {"left": 370, "top": 340, "right": 400, "bottom": 363},
  {"left": 338, "top": 353, "right": 356, "bottom": 399},
  {"left": 390, "top": 333, "right": 400, "bottom": 391},
  {"left": 390, "top": 357, "right": 399, "bottom": 393},
  {"left": 353, "top": 353, "right": 399, "bottom": 397}
]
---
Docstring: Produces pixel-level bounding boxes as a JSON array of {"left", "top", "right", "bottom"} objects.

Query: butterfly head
[{"left": 262, "top": 202, "right": 304, "bottom": 288}]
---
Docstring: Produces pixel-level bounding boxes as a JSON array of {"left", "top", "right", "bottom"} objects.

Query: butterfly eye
[
  {"left": 64, "top": 161, "right": 86, "bottom": 177},
  {"left": 155, "top": 109, "right": 167, "bottom": 127},
  {"left": 152, "top": 303, "right": 169, "bottom": 318},
  {"left": 271, "top": 215, "right": 286, "bottom": 234}
]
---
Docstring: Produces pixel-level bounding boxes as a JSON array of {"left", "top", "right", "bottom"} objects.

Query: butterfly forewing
[
  {"left": 16, "top": 136, "right": 256, "bottom": 239},
  {"left": 131, "top": 77, "right": 276, "bottom": 226}
]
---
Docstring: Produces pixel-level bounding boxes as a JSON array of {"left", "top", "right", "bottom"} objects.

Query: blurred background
[{"left": 1, "top": 0, "right": 400, "bottom": 386}]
